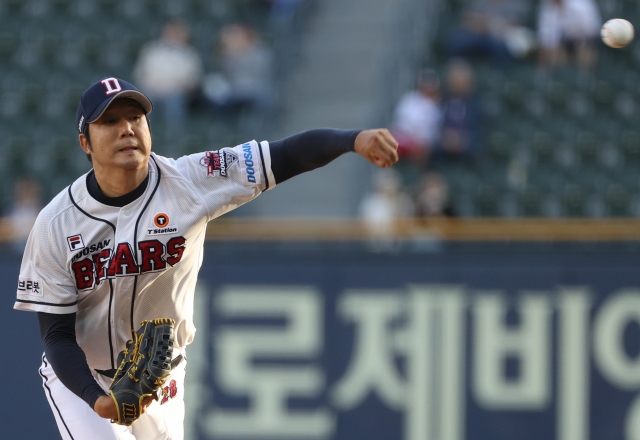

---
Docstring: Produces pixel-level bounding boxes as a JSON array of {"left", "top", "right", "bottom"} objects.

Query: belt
[{"left": 96, "top": 354, "right": 184, "bottom": 379}]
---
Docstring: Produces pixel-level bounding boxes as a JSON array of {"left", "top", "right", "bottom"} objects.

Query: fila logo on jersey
[
  {"left": 148, "top": 213, "right": 179, "bottom": 236},
  {"left": 67, "top": 234, "right": 85, "bottom": 251},
  {"left": 199, "top": 150, "right": 238, "bottom": 178},
  {"left": 71, "top": 237, "right": 186, "bottom": 290},
  {"left": 101, "top": 78, "right": 122, "bottom": 95},
  {"left": 242, "top": 143, "right": 256, "bottom": 183}
]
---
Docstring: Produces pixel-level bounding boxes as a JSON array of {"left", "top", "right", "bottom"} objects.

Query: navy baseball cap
[{"left": 76, "top": 77, "right": 153, "bottom": 134}]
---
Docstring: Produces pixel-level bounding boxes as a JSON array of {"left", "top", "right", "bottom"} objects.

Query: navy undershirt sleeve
[
  {"left": 268, "top": 128, "right": 361, "bottom": 184},
  {"left": 38, "top": 312, "right": 107, "bottom": 409}
]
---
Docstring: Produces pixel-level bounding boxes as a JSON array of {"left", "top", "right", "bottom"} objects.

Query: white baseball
[{"left": 601, "top": 18, "right": 634, "bottom": 48}]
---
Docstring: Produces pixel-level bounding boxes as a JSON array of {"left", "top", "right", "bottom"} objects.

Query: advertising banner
[{"left": 190, "top": 245, "right": 640, "bottom": 440}]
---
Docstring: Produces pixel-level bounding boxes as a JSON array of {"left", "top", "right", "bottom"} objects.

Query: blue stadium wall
[{"left": 4, "top": 241, "right": 640, "bottom": 440}]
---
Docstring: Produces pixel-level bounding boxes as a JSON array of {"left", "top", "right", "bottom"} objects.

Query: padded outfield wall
[{"left": 4, "top": 240, "right": 640, "bottom": 440}]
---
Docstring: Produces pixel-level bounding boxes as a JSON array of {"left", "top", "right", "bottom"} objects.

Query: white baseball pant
[{"left": 39, "top": 353, "right": 186, "bottom": 440}]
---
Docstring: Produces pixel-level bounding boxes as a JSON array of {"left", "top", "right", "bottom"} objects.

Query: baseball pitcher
[{"left": 14, "top": 77, "right": 398, "bottom": 439}]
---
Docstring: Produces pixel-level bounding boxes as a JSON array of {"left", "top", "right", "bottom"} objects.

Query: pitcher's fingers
[
  {"left": 371, "top": 144, "right": 395, "bottom": 164},
  {"left": 380, "top": 129, "right": 399, "bottom": 149},
  {"left": 373, "top": 155, "right": 392, "bottom": 168},
  {"left": 383, "top": 142, "right": 399, "bottom": 163}
]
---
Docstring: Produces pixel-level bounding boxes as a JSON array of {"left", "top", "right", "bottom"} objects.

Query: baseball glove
[{"left": 109, "top": 318, "right": 175, "bottom": 426}]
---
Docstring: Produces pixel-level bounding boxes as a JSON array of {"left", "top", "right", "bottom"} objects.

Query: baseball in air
[{"left": 601, "top": 18, "right": 634, "bottom": 48}]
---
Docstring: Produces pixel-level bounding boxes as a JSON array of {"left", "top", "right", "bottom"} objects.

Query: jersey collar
[{"left": 86, "top": 170, "right": 150, "bottom": 207}]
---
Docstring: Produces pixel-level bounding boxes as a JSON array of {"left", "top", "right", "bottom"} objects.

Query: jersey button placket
[{"left": 113, "top": 207, "right": 136, "bottom": 348}]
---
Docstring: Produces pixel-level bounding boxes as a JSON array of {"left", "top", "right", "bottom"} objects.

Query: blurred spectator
[
  {"left": 433, "top": 59, "right": 482, "bottom": 165},
  {"left": 359, "top": 169, "right": 414, "bottom": 251},
  {"left": 7, "top": 177, "right": 42, "bottom": 252},
  {"left": 391, "top": 69, "right": 441, "bottom": 166},
  {"left": 537, "top": 0, "right": 601, "bottom": 70},
  {"left": 448, "top": 0, "right": 531, "bottom": 65},
  {"left": 133, "top": 19, "right": 203, "bottom": 139},
  {"left": 203, "top": 24, "right": 274, "bottom": 113},
  {"left": 415, "top": 172, "right": 455, "bottom": 218}
]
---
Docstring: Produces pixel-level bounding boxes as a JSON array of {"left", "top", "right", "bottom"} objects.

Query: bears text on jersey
[{"left": 71, "top": 237, "right": 186, "bottom": 290}]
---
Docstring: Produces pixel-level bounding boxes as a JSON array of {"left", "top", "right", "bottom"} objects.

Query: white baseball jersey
[{"left": 14, "top": 141, "right": 274, "bottom": 371}]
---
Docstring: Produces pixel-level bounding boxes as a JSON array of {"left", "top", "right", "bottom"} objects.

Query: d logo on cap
[{"left": 101, "top": 78, "right": 123, "bottom": 96}]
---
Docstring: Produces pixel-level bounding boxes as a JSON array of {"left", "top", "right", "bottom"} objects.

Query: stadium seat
[
  {"left": 561, "top": 184, "right": 587, "bottom": 217},
  {"left": 487, "top": 131, "right": 512, "bottom": 165},
  {"left": 97, "top": 0, "right": 120, "bottom": 12},
  {"left": 591, "top": 80, "right": 616, "bottom": 111},
  {"left": 606, "top": 183, "right": 632, "bottom": 217},
  {"left": 620, "top": 131, "right": 640, "bottom": 167},
  {"left": 615, "top": 91, "right": 636, "bottom": 120},
  {"left": 530, "top": 132, "right": 556, "bottom": 167},
  {"left": 144, "top": 0, "right": 163, "bottom": 16},
  {"left": 587, "top": 114, "right": 623, "bottom": 141},
  {"left": 613, "top": 168, "right": 640, "bottom": 193},
  {"left": 541, "top": 114, "right": 576, "bottom": 141},
  {"left": 546, "top": 81, "right": 569, "bottom": 113},
  {"left": 50, "top": 0, "right": 73, "bottom": 13},
  {"left": 8, "top": 136, "right": 31, "bottom": 178},
  {"left": 0, "top": 33, "right": 20, "bottom": 65},
  {"left": 51, "top": 137, "right": 76, "bottom": 176},
  {"left": 41, "top": 34, "right": 62, "bottom": 66},
  {"left": 502, "top": 81, "right": 526, "bottom": 111},
  {"left": 524, "top": 91, "right": 548, "bottom": 120},
  {"left": 529, "top": 166, "right": 566, "bottom": 193},
  {"left": 124, "top": 33, "right": 147, "bottom": 63},
  {"left": 64, "top": 84, "right": 85, "bottom": 113},
  {"left": 22, "top": 83, "right": 45, "bottom": 114},
  {"left": 519, "top": 185, "right": 544, "bottom": 217},
  {"left": 567, "top": 92, "right": 592, "bottom": 120},
  {"left": 474, "top": 185, "right": 501, "bottom": 216},
  {"left": 5, "top": 0, "right": 27, "bottom": 14},
  {"left": 82, "top": 34, "right": 104, "bottom": 66},
  {"left": 502, "top": 114, "right": 535, "bottom": 141},
  {"left": 574, "top": 132, "right": 600, "bottom": 167},
  {"left": 189, "top": 0, "right": 217, "bottom": 17}
]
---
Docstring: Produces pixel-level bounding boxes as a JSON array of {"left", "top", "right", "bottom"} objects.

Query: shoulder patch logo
[
  {"left": 199, "top": 150, "right": 239, "bottom": 178},
  {"left": 67, "top": 234, "right": 85, "bottom": 251}
]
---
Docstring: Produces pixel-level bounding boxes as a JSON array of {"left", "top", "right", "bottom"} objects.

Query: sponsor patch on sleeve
[
  {"left": 17, "top": 276, "right": 43, "bottom": 297},
  {"left": 199, "top": 150, "right": 239, "bottom": 178},
  {"left": 240, "top": 142, "right": 263, "bottom": 186}
]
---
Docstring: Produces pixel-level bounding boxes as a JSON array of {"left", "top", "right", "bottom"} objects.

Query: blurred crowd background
[
  {"left": 1, "top": 0, "right": 640, "bottom": 243},
  {"left": 370, "top": 0, "right": 640, "bottom": 224}
]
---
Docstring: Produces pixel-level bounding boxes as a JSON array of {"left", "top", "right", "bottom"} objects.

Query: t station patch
[
  {"left": 148, "top": 213, "right": 179, "bottom": 236},
  {"left": 199, "top": 150, "right": 239, "bottom": 178}
]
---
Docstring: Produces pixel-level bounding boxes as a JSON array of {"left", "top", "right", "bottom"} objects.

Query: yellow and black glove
[{"left": 109, "top": 318, "right": 175, "bottom": 426}]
